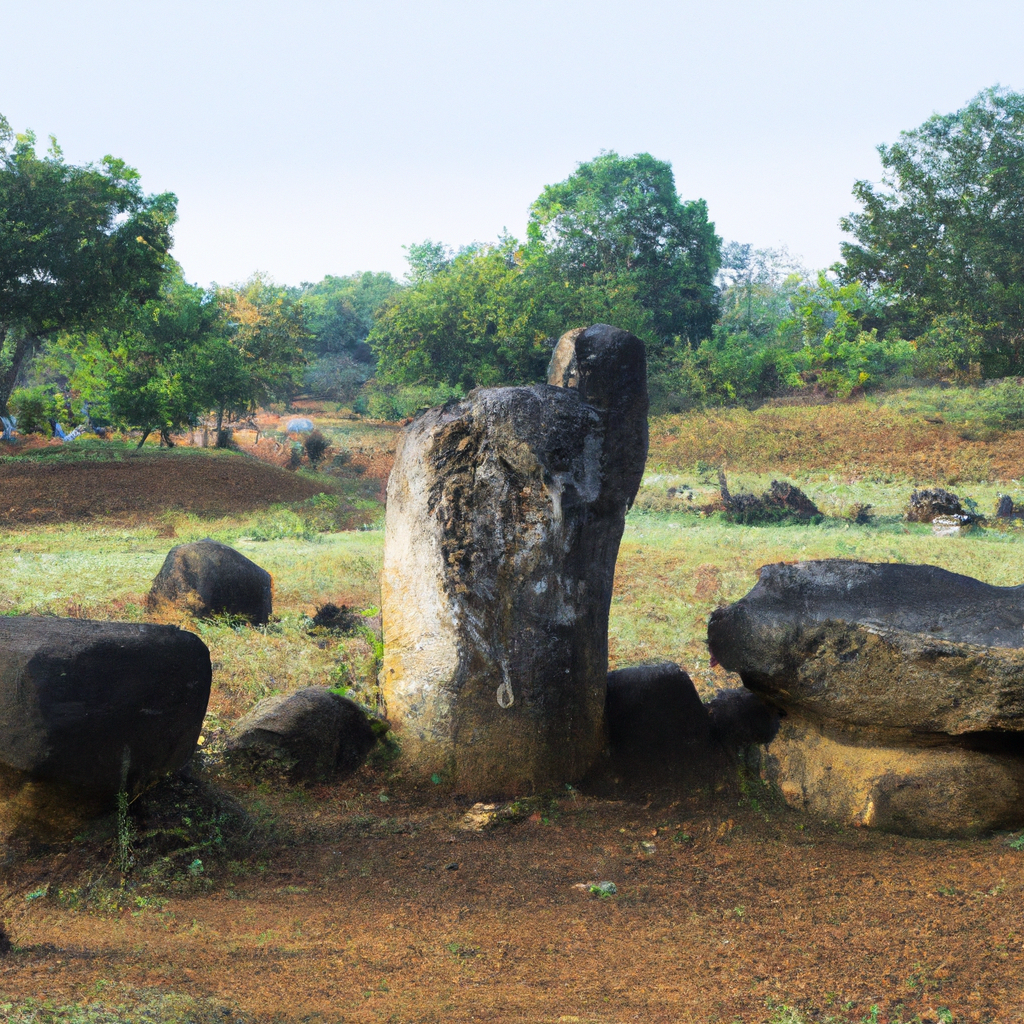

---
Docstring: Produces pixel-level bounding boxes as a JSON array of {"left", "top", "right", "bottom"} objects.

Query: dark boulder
[
  {"left": 0, "top": 616, "right": 211, "bottom": 798},
  {"left": 225, "top": 687, "right": 377, "bottom": 781},
  {"left": 380, "top": 324, "right": 648, "bottom": 796},
  {"left": 148, "top": 539, "right": 272, "bottom": 625},
  {"left": 904, "top": 487, "right": 976, "bottom": 523},
  {"left": 706, "top": 687, "right": 782, "bottom": 748},
  {"left": 708, "top": 559, "right": 1024, "bottom": 735},
  {"left": 996, "top": 494, "right": 1015, "bottom": 519}
]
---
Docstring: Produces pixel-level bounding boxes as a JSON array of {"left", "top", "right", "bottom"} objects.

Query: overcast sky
[{"left": 4, "top": 0, "right": 1024, "bottom": 288}]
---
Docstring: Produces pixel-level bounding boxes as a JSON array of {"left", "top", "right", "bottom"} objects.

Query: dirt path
[{"left": 2, "top": 796, "right": 1021, "bottom": 1022}]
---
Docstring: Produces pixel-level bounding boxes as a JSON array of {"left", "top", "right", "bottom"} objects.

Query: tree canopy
[
  {"left": 528, "top": 151, "right": 721, "bottom": 349},
  {"left": 839, "top": 86, "right": 1024, "bottom": 374},
  {"left": 0, "top": 115, "right": 177, "bottom": 413}
]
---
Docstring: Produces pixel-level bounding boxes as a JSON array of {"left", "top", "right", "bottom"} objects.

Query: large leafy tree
[
  {"left": 211, "top": 273, "right": 308, "bottom": 430},
  {"left": 528, "top": 151, "right": 721, "bottom": 352},
  {"left": 369, "top": 237, "right": 652, "bottom": 392},
  {"left": 840, "top": 87, "right": 1024, "bottom": 373},
  {"left": 0, "top": 115, "right": 176, "bottom": 413}
]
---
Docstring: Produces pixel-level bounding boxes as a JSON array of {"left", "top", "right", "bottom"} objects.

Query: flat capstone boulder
[
  {"left": 148, "top": 539, "right": 273, "bottom": 625},
  {"left": 707, "top": 559, "right": 1024, "bottom": 735}
]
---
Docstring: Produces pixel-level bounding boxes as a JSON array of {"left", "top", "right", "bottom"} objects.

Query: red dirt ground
[
  {"left": 0, "top": 453, "right": 336, "bottom": 525},
  {"left": 1, "top": 783, "right": 1021, "bottom": 1024}
]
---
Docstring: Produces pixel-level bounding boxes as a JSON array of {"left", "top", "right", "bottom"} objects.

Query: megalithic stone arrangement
[
  {"left": 707, "top": 560, "right": 1024, "bottom": 837},
  {"left": 380, "top": 324, "right": 649, "bottom": 796}
]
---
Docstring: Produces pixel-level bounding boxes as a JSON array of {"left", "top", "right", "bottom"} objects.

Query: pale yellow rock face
[
  {"left": 379, "top": 425, "right": 461, "bottom": 768},
  {"left": 763, "top": 716, "right": 1024, "bottom": 837}
]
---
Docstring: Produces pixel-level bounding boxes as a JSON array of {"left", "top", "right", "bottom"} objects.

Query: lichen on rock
[{"left": 380, "top": 324, "right": 648, "bottom": 796}]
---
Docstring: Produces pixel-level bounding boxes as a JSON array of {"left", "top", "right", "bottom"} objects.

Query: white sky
[{"left": 4, "top": 0, "right": 1024, "bottom": 288}]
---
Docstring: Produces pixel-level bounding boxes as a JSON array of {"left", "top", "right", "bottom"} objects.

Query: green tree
[
  {"left": 369, "top": 236, "right": 652, "bottom": 398},
  {"left": 297, "top": 271, "right": 401, "bottom": 402},
  {"left": 0, "top": 115, "right": 176, "bottom": 414},
  {"left": 840, "top": 86, "right": 1024, "bottom": 374},
  {"left": 528, "top": 151, "right": 721, "bottom": 351},
  {"left": 56, "top": 270, "right": 221, "bottom": 446},
  {"left": 211, "top": 273, "right": 308, "bottom": 431}
]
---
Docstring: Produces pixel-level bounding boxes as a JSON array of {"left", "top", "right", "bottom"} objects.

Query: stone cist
[{"left": 379, "top": 324, "right": 649, "bottom": 797}]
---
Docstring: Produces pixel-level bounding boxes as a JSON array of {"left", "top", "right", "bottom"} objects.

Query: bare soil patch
[
  {"left": 0, "top": 453, "right": 335, "bottom": 525},
  {"left": 1, "top": 776, "right": 1020, "bottom": 1023}
]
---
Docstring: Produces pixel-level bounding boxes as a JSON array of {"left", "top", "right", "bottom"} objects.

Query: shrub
[{"left": 303, "top": 429, "right": 330, "bottom": 466}]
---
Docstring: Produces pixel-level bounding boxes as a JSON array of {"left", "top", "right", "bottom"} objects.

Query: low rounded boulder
[
  {"left": 225, "top": 687, "right": 378, "bottom": 781},
  {"left": 148, "top": 539, "right": 273, "bottom": 625}
]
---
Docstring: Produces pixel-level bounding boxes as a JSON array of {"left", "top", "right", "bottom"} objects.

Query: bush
[
  {"left": 303, "top": 429, "right": 330, "bottom": 466},
  {"left": 8, "top": 386, "right": 57, "bottom": 435}
]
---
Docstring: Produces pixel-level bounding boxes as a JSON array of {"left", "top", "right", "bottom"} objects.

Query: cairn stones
[
  {"left": 380, "top": 324, "right": 648, "bottom": 796},
  {"left": 148, "top": 539, "right": 273, "bottom": 625},
  {"left": 708, "top": 560, "right": 1024, "bottom": 835}
]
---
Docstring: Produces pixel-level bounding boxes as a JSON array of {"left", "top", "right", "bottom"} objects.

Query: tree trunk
[
  {"left": 0, "top": 331, "right": 33, "bottom": 416},
  {"left": 159, "top": 428, "right": 175, "bottom": 447},
  {"left": 136, "top": 428, "right": 151, "bottom": 450}
]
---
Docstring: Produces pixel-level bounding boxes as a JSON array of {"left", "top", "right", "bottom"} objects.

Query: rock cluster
[
  {"left": 380, "top": 324, "right": 648, "bottom": 796},
  {"left": 708, "top": 559, "right": 1024, "bottom": 836},
  {"left": 904, "top": 487, "right": 978, "bottom": 524}
]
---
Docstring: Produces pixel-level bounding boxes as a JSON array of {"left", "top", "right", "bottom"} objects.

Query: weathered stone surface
[
  {"left": 706, "top": 688, "right": 781, "bottom": 748},
  {"left": 0, "top": 616, "right": 211, "bottom": 798},
  {"left": 762, "top": 716, "right": 1024, "bottom": 837},
  {"left": 148, "top": 539, "right": 273, "bottom": 624},
  {"left": 225, "top": 687, "right": 377, "bottom": 781},
  {"left": 380, "top": 324, "right": 648, "bottom": 796},
  {"left": 602, "top": 664, "right": 714, "bottom": 784},
  {"left": 707, "top": 560, "right": 1024, "bottom": 735}
]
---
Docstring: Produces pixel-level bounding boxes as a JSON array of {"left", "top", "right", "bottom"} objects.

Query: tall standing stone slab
[{"left": 381, "top": 324, "right": 648, "bottom": 796}]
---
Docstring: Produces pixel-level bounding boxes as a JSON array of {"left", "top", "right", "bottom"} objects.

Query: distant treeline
[{"left": 4, "top": 86, "right": 1024, "bottom": 439}]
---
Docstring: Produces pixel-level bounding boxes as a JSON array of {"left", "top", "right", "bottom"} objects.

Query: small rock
[
  {"left": 931, "top": 515, "right": 976, "bottom": 537},
  {"left": 225, "top": 688, "right": 376, "bottom": 781},
  {"left": 457, "top": 803, "right": 500, "bottom": 832}
]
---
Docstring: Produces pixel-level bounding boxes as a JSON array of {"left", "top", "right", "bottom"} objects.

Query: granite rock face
[
  {"left": 225, "top": 687, "right": 377, "bottom": 781},
  {"left": 380, "top": 324, "right": 648, "bottom": 796},
  {"left": 148, "top": 539, "right": 273, "bottom": 625},
  {"left": 707, "top": 559, "right": 1024, "bottom": 836},
  {"left": 0, "top": 616, "right": 212, "bottom": 798}
]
